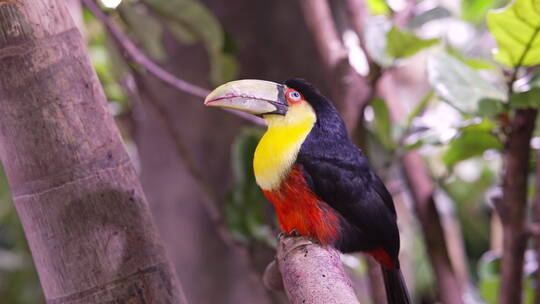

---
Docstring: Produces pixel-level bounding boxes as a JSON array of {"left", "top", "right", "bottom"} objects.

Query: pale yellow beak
[{"left": 204, "top": 79, "right": 288, "bottom": 115}]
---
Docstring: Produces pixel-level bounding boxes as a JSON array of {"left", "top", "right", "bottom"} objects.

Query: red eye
[{"left": 286, "top": 89, "right": 302, "bottom": 103}]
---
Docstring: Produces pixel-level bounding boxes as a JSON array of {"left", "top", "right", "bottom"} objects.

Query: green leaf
[
  {"left": 386, "top": 26, "right": 439, "bottom": 59},
  {"left": 487, "top": 0, "right": 540, "bottom": 67},
  {"left": 478, "top": 98, "right": 506, "bottom": 116},
  {"left": 510, "top": 87, "right": 540, "bottom": 108},
  {"left": 427, "top": 53, "right": 506, "bottom": 114},
  {"left": 443, "top": 127, "right": 502, "bottom": 166},
  {"left": 210, "top": 53, "right": 239, "bottom": 87},
  {"left": 142, "top": 0, "right": 239, "bottom": 84},
  {"left": 225, "top": 128, "right": 271, "bottom": 243},
  {"left": 446, "top": 47, "right": 496, "bottom": 70},
  {"left": 480, "top": 277, "right": 499, "bottom": 304},
  {"left": 462, "top": 0, "right": 497, "bottom": 24},
  {"left": 371, "top": 98, "right": 394, "bottom": 150},
  {"left": 406, "top": 91, "right": 434, "bottom": 127},
  {"left": 366, "top": 0, "right": 390, "bottom": 15},
  {"left": 118, "top": 3, "right": 167, "bottom": 61},
  {"left": 461, "top": 119, "right": 497, "bottom": 132}
]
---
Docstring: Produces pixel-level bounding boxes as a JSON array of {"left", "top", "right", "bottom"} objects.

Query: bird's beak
[{"left": 204, "top": 79, "right": 288, "bottom": 116}]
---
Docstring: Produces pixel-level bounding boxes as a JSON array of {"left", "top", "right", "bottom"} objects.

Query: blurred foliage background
[{"left": 1, "top": 0, "right": 540, "bottom": 303}]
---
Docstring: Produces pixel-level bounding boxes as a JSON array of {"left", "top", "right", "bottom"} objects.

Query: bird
[{"left": 205, "top": 78, "right": 410, "bottom": 304}]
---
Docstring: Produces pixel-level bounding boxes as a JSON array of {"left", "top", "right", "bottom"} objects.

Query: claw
[
  {"left": 289, "top": 229, "right": 300, "bottom": 237},
  {"left": 277, "top": 229, "right": 300, "bottom": 240}
]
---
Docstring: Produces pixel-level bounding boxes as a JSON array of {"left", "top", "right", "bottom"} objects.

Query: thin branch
[
  {"left": 298, "top": 0, "right": 348, "bottom": 69},
  {"left": 379, "top": 75, "right": 464, "bottom": 304},
  {"left": 297, "top": 0, "right": 372, "bottom": 133},
  {"left": 499, "top": 33, "right": 540, "bottom": 300},
  {"left": 82, "top": 0, "right": 263, "bottom": 125},
  {"left": 499, "top": 108, "right": 537, "bottom": 304},
  {"left": 401, "top": 153, "right": 464, "bottom": 304},
  {"left": 535, "top": 159, "right": 540, "bottom": 304},
  {"left": 391, "top": 0, "right": 416, "bottom": 27},
  {"left": 131, "top": 74, "right": 242, "bottom": 252},
  {"left": 83, "top": 0, "right": 207, "bottom": 97}
]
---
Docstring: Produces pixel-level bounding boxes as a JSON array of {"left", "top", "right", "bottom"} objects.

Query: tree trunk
[{"left": 0, "top": 1, "right": 187, "bottom": 303}]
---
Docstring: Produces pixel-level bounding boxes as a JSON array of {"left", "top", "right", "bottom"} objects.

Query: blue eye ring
[{"left": 289, "top": 91, "right": 301, "bottom": 100}]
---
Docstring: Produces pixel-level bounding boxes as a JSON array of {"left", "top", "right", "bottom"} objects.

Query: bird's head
[{"left": 204, "top": 78, "right": 338, "bottom": 127}]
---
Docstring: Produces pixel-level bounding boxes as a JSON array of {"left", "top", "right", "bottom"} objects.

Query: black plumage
[{"left": 285, "top": 78, "right": 409, "bottom": 304}]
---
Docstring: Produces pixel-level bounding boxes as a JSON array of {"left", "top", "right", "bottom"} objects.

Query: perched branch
[
  {"left": 265, "top": 236, "right": 360, "bottom": 304},
  {"left": 499, "top": 108, "right": 537, "bottom": 304},
  {"left": 82, "top": 0, "right": 263, "bottom": 125}
]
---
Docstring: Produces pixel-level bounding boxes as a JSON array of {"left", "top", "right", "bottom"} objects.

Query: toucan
[{"left": 205, "top": 78, "right": 410, "bottom": 304}]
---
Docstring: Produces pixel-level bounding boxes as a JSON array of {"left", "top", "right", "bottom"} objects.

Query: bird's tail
[{"left": 381, "top": 267, "right": 411, "bottom": 304}]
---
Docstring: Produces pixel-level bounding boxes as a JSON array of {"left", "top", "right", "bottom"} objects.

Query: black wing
[{"left": 297, "top": 142, "right": 400, "bottom": 258}]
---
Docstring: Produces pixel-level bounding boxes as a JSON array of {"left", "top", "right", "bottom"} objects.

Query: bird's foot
[
  {"left": 288, "top": 229, "right": 300, "bottom": 237},
  {"left": 278, "top": 229, "right": 300, "bottom": 239}
]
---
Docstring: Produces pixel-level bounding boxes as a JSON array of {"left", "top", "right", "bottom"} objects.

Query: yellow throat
[{"left": 253, "top": 102, "right": 316, "bottom": 190}]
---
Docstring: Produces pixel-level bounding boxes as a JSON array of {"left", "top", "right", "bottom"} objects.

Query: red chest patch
[{"left": 263, "top": 165, "right": 340, "bottom": 245}]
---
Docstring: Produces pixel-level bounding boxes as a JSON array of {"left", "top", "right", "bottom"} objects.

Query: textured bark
[
  {"left": 380, "top": 72, "right": 463, "bottom": 304},
  {"left": 275, "top": 236, "right": 360, "bottom": 304},
  {"left": 0, "top": 1, "right": 187, "bottom": 303},
  {"left": 499, "top": 109, "right": 538, "bottom": 304}
]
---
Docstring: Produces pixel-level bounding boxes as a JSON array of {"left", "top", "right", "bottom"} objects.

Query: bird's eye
[{"left": 288, "top": 91, "right": 301, "bottom": 101}]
